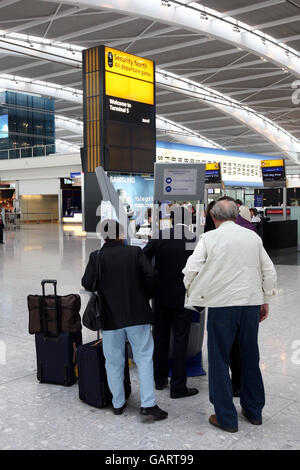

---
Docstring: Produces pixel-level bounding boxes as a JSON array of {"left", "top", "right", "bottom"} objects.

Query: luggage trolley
[{"left": 153, "top": 163, "right": 207, "bottom": 377}]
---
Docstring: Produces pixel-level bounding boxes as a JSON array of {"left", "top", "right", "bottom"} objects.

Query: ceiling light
[
  {"left": 233, "top": 25, "right": 240, "bottom": 33},
  {"left": 161, "top": 0, "right": 171, "bottom": 6},
  {"left": 200, "top": 12, "right": 208, "bottom": 20}
]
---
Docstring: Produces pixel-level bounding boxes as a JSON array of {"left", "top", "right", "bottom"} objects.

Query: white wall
[{"left": 19, "top": 179, "right": 60, "bottom": 196}]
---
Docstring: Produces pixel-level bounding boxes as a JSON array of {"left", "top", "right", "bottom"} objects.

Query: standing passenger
[
  {"left": 0, "top": 213, "right": 5, "bottom": 244},
  {"left": 82, "top": 219, "right": 168, "bottom": 420},
  {"left": 183, "top": 200, "right": 277, "bottom": 432},
  {"left": 144, "top": 207, "right": 199, "bottom": 399}
]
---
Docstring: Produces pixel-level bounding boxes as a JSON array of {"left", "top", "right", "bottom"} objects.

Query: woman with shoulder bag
[{"left": 81, "top": 219, "right": 168, "bottom": 420}]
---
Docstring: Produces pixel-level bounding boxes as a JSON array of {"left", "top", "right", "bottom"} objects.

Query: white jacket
[{"left": 183, "top": 221, "right": 277, "bottom": 308}]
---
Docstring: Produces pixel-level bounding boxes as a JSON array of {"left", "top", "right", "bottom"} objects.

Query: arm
[
  {"left": 143, "top": 237, "right": 159, "bottom": 260},
  {"left": 81, "top": 252, "right": 97, "bottom": 292},
  {"left": 259, "top": 242, "right": 277, "bottom": 303},
  {"left": 139, "top": 249, "right": 155, "bottom": 299},
  {"left": 182, "top": 236, "right": 207, "bottom": 291}
]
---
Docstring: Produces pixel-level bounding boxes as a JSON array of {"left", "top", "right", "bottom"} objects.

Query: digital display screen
[
  {"left": 0, "top": 114, "right": 8, "bottom": 138},
  {"left": 261, "top": 159, "right": 285, "bottom": 182},
  {"left": 205, "top": 163, "right": 222, "bottom": 184}
]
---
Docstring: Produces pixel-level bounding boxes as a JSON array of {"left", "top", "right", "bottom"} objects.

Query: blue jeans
[
  {"left": 102, "top": 324, "right": 156, "bottom": 409},
  {"left": 207, "top": 306, "right": 265, "bottom": 429}
]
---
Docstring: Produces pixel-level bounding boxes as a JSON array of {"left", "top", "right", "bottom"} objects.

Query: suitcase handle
[
  {"left": 41, "top": 280, "right": 57, "bottom": 297},
  {"left": 40, "top": 280, "right": 61, "bottom": 338}
]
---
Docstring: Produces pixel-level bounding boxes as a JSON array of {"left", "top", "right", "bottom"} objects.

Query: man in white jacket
[{"left": 183, "top": 199, "right": 277, "bottom": 433}]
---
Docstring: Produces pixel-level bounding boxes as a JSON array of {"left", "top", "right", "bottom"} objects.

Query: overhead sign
[
  {"left": 105, "top": 46, "right": 154, "bottom": 105},
  {"left": 261, "top": 159, "right": 286, "bottom": 183},
  {"left": 205, "top": 162, "right": 222, "bottom": 184}
]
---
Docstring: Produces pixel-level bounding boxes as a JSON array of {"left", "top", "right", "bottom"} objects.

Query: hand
[{"left": 260, "top": 304, "right": 269, "bottom": 322}]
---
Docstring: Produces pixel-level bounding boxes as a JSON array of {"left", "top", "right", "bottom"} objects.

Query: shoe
[
  {"left": 155, "top": 379, "right": 168, "bottom": 390},
  {"left": 170, "top": 387, "right": 199, "bottom": 399},
  {"left": 113, "top": 402, "right": 127, "bottom": 415},
  {"left": 140, "top": 405, "right": 168, "bottom": 420},
  {"left": 241, "top": 408, "right": 262, "bottom": 425},
  {"left": 232, "top": 387, "right": 241, "bottom": 398},
  {"left": 209, "top": 414, "right": 238, "bottom": 433}
]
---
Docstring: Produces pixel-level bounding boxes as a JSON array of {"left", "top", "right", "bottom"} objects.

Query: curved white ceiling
[
  {"left": 0, "top": 0, "right": 300, "bottom": 161},
  {"left": 50, "top": 0, "right": 300, "bottom": 76}
]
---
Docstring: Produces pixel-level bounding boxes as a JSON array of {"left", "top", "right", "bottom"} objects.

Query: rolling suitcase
[
  {"left": 35, "top": 280, "right": 82, "bottom": 386},
  {"left": 77, "top": 337, "right": 131, "bottom": 408}
]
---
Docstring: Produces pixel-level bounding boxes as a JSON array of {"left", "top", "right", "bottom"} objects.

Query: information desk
[{"left": 260, "top": 220, "right": 298, "bottom": 252}]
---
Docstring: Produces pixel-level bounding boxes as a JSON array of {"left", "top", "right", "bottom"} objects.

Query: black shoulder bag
[{"left": 82, "top": 250, "right": 103, "bottom": 331}]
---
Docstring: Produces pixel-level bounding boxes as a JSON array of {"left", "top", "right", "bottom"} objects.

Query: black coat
[
  {"left": 81, "top": 241, "right": 155, "bottom": 330},
  {"left": 143, "top": 226, "right": 196, "bottom": 309}
]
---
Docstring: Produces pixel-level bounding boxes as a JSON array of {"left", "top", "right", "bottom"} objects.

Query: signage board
[
  {"left": 261, "top": 159, "right": 286, "bottom": 188},
  {"left": 205, "top": 162, "right": 222, "bottom": 184},
  {"left": 154, "top": 163, "right": 206, "bottom": 202}
]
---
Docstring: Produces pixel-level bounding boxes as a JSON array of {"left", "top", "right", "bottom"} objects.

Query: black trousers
[
  {"left": 0, "top": 228, "right": 3, "bottom": 243},
  {"left": 153, "top": 303, "right": 192, "bottom": 393},
  {"left": 230, "top": 335, "right": 242, "bottom": 390}
]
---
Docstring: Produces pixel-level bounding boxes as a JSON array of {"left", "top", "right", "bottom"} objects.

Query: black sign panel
[
  {"left": 105, "top": 95, "right": 155, "bottom": 127},
  {"left": 262, "top": 166, "right": 286, "bottom": 182}
]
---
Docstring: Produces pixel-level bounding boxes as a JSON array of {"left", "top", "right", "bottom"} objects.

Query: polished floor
[{"left": 0, "top": 224, "right": 300, "bottom": 450}]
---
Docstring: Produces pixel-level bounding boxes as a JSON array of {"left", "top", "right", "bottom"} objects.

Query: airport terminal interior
[{"left": 1, "top": 0, "right": 300, "bottom": 451}]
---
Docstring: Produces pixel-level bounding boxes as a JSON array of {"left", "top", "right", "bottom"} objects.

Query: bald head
[{"left": 211, "top": 200, "right": 238, "bottom": 223}]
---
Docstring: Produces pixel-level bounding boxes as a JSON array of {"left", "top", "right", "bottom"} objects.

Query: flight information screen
[
  {"left": 261, "top": 159, "right": 285, "bottom": 182},
  {"left": 205, "top": 163, "right": 222, "bottom": 184}
]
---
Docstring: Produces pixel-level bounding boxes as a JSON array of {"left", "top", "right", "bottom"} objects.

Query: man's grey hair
[{"left": 210, "top": 200, "right": 238, "bottom": 221}]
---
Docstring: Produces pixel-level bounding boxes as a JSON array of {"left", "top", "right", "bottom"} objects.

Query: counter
[{"left": 260, "top": 220, "right": 298, "bottom": 252}]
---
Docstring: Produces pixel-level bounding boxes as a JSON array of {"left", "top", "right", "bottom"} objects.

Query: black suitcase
[
  {"left": 35, "top": 280, "right": 82, "bottom": 386},
  {"left": 77, "top": 338, "right": 131, "bottom": 408}
]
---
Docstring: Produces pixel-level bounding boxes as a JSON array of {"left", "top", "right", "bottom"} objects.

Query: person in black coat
[
  {"left": 0, "top": 214, "right": 4, "bottom": 244},
  {"left": 143, "top": 207, "right": 199, "bottom": 399},
  {"left": 82, "top": 219, "right": 168, "bottom": 420}
]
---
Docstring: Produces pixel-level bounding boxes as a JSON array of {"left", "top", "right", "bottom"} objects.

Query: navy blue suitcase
[
  {"left": 77, "top": 339, "right": 131, "bottom": 408},
  {"left": 35, "top": 280, "right": 82, "bottom": 386}
]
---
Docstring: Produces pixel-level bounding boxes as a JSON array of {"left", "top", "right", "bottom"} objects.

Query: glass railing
[{"left": 0, "top": 144, "right": 56, "bottom": 160}]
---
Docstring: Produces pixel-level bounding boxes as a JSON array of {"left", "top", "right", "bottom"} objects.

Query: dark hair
[
  {"left": 170, "top": 206, "right": 191, "bottom": 226},
  {"left": 250, "top": 208, "right": 258, "bottom": 216},
  {"left": 235, "top": 199, "right": 243, "bottom": 206},
  {"left": 206, "top": 200, "right": 216, "bottom": 217},
  {"left": 100, "top": 219, "right": 124, "bottom": 242},
  {"left": 146, "top": 207, "right": 152, "bottom": 219}
]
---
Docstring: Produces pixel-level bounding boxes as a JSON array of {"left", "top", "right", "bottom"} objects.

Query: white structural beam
[
  {"left": 53, "top": 16, "right": 138, "bottom": 43},
  {"left": 0, "top": 36, "right": 81, "bottom": 68},
  {"left": 0, "top": 76, "right": 82, "bottom": 104},
  {"left": 156, "top": 70, "right": 300, "bottom": 162},
  {"left": 4, "top": 6, "right": 87, "bottom": 34},
  {"left": 0, "top": 0, "right": 20, "bottom": 8},
  {"left": 221, "top": 0, "right": 285, "bottom": 17},
  {"left": 1, "top": 73, "right": 300, "bottom": 161},
  {"left": 51, "top": 0, "right": 300, "bottom": 77}
]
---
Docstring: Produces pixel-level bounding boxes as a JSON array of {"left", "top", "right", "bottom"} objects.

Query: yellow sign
[
  {"left": 206, "top": 163, "right": 220, "bottom": 171},
  {"left": 105, "top": 71, "right": 154, "bottom": 105},
  {"left": 261, "top": 159, "right": 284, "bottom": 167},
  {"left": 105, "top": 47, "right": 154, "bottom": 83}
]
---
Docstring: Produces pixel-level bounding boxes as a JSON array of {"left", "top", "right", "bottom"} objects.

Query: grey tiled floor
[{"left": 0, "top": 225, "right": 299, "bottom": 450}]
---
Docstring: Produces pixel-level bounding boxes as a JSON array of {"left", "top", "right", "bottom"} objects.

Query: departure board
[
  {"left": 205, "top": 163, "right": 222, "bottom": 184},
  {"left": 261, "top": 159, "right": 286, "bottom": 182}
]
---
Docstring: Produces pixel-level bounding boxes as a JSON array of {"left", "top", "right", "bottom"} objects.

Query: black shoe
[
  {"left": 155, "top": 379, "right": 168, "bottom": 390},
  {"left": 140, "top": 405, "right": 168, "bottom": 420},
  {"left": 170, "top": 387, "right": 199, "bottom": 399},
  {"left": 113, "top": 402, "right": 127, "bottom": 415},
  {"left": 241, "top": 408, "right": 262, "bottom": 425},
  {"left": 232, "top": 387, "right": 241, "bottom": 398}
]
